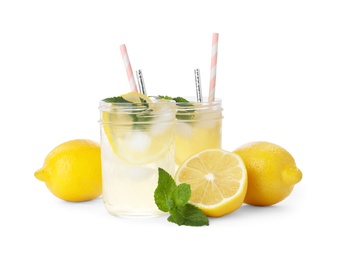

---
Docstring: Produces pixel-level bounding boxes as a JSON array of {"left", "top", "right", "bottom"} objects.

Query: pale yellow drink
[
  {"left": 99, "top": 99, "right": 176, "bottom": 217},
  {"left": 175, "top": 98, "right": 223, "bottom": 166}
]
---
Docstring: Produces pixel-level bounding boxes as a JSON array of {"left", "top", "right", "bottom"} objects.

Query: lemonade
[
  {"left": 99, "top": 94, "right": 176, "bottom": 217},
  {"left": 174, "top": 97, "right": 223, "bottom": 166}
]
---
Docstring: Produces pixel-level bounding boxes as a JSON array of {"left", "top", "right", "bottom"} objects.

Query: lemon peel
[
  {"left": 34, "top": 139, "right": 102, "bottom": 202},
  {"left": 234, "top": 141, "right": 302, "bottom": 206}
]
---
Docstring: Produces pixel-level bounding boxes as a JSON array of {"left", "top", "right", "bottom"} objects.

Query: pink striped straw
[
  {"left": 120, "top": 44, "right": 138, "bottom": 92},
  {"left": 208, "top": 33, "right": 219, "bottom": 102}
]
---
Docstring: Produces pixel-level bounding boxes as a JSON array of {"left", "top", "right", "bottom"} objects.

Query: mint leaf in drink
[
  {"left": 173, "top": 97, "right": 195, "bottom": 120},
  {"left": 102, "top": 96, "right": 130, "bottom": 103},
  {"left": 154, "top": 168, "right": 209, "bottom": 227},
  {"left": 101, "top": 95, "right": 151, "bottom": 129},
  {"left": 133, "top": 108, "right": 153, "bottom": 123},
  {"left": 172, "top": 97, "right": 189, "bottom": 103},
  {"left": 175, "top": 101, "right": 195, "bottom": 120},
  {"left": 156, "top": 95, "right": 190, "bottom": 103},
  {"left": 139, "top": 97, "right": 150, "bottom": 105},
  {"left": 157, "top": 95, "right": 174, "bottom": 100},
  {"left": 156, "top": 95, "right": 195, "bottom": 120}
]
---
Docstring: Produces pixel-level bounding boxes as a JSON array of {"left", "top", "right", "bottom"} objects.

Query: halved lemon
[{"left": 175, "top": 149, "right": 248, "bottom": 217}]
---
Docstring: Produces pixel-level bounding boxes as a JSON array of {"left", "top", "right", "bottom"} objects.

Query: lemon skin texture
[
  {"left": 34, "top": 139, "right": 102, "bottom": 202},
  {"left": 234, "top": 141, "right": 302, "bottom": 206}
]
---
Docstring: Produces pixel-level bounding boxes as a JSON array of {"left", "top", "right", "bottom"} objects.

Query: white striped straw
[
  {"left": 120, "top": 44, "right": 138, "bottom": 92},
  {"left": 208, "top": 33, "right": 219, "bottom": 102}
]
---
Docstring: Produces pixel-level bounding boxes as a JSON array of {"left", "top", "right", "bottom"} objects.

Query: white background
[{"left": 1, "top": 0, "right": 336, "bottom": 259}]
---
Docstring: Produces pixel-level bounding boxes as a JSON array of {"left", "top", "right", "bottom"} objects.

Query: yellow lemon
[
  {"left": 233, "top": 141, "right": 302, "bottom": 206},
  {"left": 34, "top": 139, "right": 102, "bottom": 202},
  {"left": 175, "top": 149, "right": 247, "bottom": 217}
]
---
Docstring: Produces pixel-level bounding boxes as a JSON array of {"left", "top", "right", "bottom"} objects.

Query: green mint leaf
[
  {"left": 168, "top": 204, "right": 209, "bottom": 227},
  {"left": 139, "top": 97, "right": 149, "bottom": 104},
  {"left": 154, "top": 168, "right": 177, "bottom": 212},
  {"left": 172, "top": 183, "right": 191, "bottom": 207},
  {"left": 167, "top": 208, "right": 185, "bottom": 226},
  {"left": 172, "top": 97, "right": 189, "bottom": 103},
  {"left": 103, "top": 96, "right": 149, "bottom": 104},
  {"left": 156, "top": 95, "right": 196, "bottom": 120},
  {"left": 173, "top": 97, "right": 195, "bottom": 121},
  {"left": 102, "top": 96, "right": 130, "bottom": 103},
  {"left": 156, "top": 95, "right": 190, "bottom": 103},
  {"left": 157, "top": 95, "right": 174, "bottom": 100},
  {"left": 154, "top": 168, "right": 209, "bottom": 227},
  {"left": 102, "top": 95, "right": 151, "bottom": 130},
  {"left": 133, "top": 108, "right": 152, "bottom": 122}
]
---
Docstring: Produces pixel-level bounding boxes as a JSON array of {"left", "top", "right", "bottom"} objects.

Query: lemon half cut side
[{"left": 175, "top": 149, "right": 248, "bottom": 217}]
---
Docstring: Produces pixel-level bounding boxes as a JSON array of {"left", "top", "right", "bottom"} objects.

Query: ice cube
[
  {"left": 175, "top": 122, "right": 193, "bottom": 137},
  {"left": 149, "top": 105, "right": 175, "bottom": 135},
  {"left": 122, "top": 164, "right": 156, "bottom": 181},
  {"left": 124, "top": 131, "right": 151, "bottom": 152}
]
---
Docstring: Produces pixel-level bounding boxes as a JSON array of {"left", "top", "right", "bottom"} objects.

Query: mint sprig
[
  {"left": 156, "top": 95, "right": 195, "bottom": 120},
  {"left": 102, "top": 95, "right": 151, "bottom": 129},
  {"left": 102, "top": 96, "right": 130, "bottom": 103},
  {"left": 157, "top": 95, "right": 190, "bottom": 103},
  {"left": 154, "top": 168, "right": 209, "bottom": 226}
]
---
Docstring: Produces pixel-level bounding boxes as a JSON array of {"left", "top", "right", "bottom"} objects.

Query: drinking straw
[
  {"left": 135, "top": 69, "right": 147, "bottom": 95},
  {"left": 194, "top": 69, "right": 203, "bottom": 102},
  {"left": 208, "top": 33, "right": 219, "bottom": 102},
  {"left": 120, "top": 44, "right": 138, "bottom": 92}
]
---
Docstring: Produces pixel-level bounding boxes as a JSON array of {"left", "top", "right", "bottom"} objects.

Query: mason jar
[{"left": 99, "top": 100, "right": 176, "bottom": 217}]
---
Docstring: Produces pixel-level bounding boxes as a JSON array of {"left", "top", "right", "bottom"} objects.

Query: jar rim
[{"left": 174, "top": 96, "right": 222, "bottom": 104}]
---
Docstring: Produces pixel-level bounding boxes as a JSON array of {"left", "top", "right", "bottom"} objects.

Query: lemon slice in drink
[
  {"left": 101, "top": 92, "right": 153, "bottom": 152},
  {"left": 175, "top": 149, "right": 248, "bottom": 217},
  {"left": 121, "top": 92, "right": 153, "bottom": 103},
  {"left": 101, "top": 92, "right": 174, "bottom": 164}
]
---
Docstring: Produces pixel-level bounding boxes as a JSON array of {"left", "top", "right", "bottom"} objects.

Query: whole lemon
[
  {"left": 34, "top": 139, "right": 102, "bottom": 202},
  {"left": 233, "top": 141, "right": 302, "bottom": 206}
]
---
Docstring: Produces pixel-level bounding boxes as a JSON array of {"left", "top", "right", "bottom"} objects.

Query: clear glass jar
[
  {"left": 99, "top": 100, "right": 176, "bottom": 217},
  {"left": 175, "top": 97, "right": 223, "bottom": 167}
]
